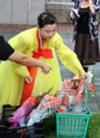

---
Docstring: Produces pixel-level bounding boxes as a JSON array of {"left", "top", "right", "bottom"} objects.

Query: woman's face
[{"left": 39, "top": 23, "right": 57, "bottom": 41}]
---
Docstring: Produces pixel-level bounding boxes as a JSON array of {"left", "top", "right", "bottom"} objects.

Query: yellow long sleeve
[{"left": 52, "top": 33, "right": 84, "bottom": 76}]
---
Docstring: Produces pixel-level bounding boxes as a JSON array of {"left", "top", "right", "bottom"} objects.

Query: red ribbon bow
[{"left": 33, "top": 48, "right": 53, "bottom": 58}]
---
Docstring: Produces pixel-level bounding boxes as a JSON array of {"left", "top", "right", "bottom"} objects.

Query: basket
[
  {"left": 56, "top": 108, "right": 91, "bottom": 138},
  {"left": 0, "top": 104, "right": 45, "bottom": 138}
]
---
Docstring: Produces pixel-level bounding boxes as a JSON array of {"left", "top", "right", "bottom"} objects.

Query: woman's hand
[
  {"left": 80, "top": 71, "right": 88, "bottom": 80},
  {"left": 89, "top": 0, "right": 95, "bottom": 14},
  {"left": 32, "top": 59, "right": 51, "bottom": 73},
  {"left": 25, "top": 75, "right": 33, "bottom": 83}
]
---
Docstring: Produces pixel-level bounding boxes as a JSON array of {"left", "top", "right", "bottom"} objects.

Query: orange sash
[{"left": 20, "top": 31, "right": 53, "bottom": 105}]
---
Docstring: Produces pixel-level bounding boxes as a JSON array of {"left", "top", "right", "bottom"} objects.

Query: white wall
[{"left": 0, "top": 0, "right": 45, "bottom": 25}]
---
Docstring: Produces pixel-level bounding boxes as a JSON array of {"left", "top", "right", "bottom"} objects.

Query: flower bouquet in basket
[
  {"left": 56, "top": 71, "right": 95, "bottom": 113},
  {"left": 26, "top": 94, "right": 61, "bottom": 126}
]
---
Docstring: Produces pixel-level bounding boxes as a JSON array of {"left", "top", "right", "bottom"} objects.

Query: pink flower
[{"left": 88, "top": 83, "right": 94, "bottom": 93}]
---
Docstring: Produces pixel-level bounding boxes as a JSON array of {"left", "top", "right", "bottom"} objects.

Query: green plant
[{"left": 87, "top": 112, "right": 100, "bottom": 138}]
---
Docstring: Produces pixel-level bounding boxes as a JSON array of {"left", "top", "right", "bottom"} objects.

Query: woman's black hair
[{"left": 37, "top": 12, "right": 57, "bottom": 28}]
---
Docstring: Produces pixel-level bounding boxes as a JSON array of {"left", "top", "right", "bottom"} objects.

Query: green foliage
[{"left": 87, "top": 112, "right": 100, "bottom": 138}]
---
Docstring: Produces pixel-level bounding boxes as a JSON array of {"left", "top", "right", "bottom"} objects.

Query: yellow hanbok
[{"left": 0, "top": 27, "right": 84, "bottom": 110}]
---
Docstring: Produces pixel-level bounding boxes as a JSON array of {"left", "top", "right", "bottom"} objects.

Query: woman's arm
[
  {"left": 8, "top": 31, "right": 51, "bottom": 78},
  {"left": 53, "top": 33, "right": 85, "bottom": 77},
  {"left": 9, "top": 51, "right": 51, "bottom": 73},
  {"left": 70, "top": 0, "right": 80, "bottom": 21},
  {"left": 89, "top": 0, "right": 95, "bottom": 14}
]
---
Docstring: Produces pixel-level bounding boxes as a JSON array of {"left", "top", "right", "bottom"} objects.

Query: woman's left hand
[
  {"left": 25, "top": 75, "right": 33, "bottom": 83},
  {"left": 80, "top": 72, "right": 88, "bottom": 80}
]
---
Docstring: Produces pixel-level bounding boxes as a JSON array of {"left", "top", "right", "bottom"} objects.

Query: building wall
[
  {"left": 0, "top": 0, "right": 100, "bottom": 25},
  {"left": 0, "top": 0, "right": 45, "bottom": 25},
  {"left": 46, "top": 2, "right": 73, "bottom": 23},
  {"left": 46, "top": 1, "right": 100, "bottom": 23}
]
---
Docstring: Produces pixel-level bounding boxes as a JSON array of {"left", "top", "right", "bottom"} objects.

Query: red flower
[
  {"left": 88, "top": 83, "right": 94, "bottom": 92},
  {"left": 71, "top": 79, "right": 81, "bottom": 90}
]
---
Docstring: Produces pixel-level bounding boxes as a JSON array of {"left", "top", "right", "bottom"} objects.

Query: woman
[
  {"left": 70, "top": 0, "right": 100, "bottom": 71},
  {"left": 0, "top": 12, "right": 85, "bottom": 110}
]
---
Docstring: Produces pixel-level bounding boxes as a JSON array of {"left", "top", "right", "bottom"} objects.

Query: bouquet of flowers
[
  {"left": 8, "top": 96, "right": 37, "bottom": 127},
  {"left": 57, "top": 71, "right": 94, "bottom": 113}
]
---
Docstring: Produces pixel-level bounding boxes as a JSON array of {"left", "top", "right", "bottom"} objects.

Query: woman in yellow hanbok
[{"left": 0, "top": 12, "right": 85, "bottom": 110}]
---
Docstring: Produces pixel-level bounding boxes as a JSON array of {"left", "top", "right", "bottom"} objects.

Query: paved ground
[{"left": 0, "top": 24, "right": 100, "bottom": 112}]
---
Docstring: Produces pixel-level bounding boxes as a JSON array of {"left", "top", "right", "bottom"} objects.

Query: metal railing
[{"left": 46, "top": 0, "right": 74, "bottom": 9}]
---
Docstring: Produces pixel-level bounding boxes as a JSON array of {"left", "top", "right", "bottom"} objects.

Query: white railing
[
  {"left": 46, "top": 0, "right": 74, "bottom": 7},
  {"left": 46, "top": 0, "right": 74, "bottom": 9}
]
